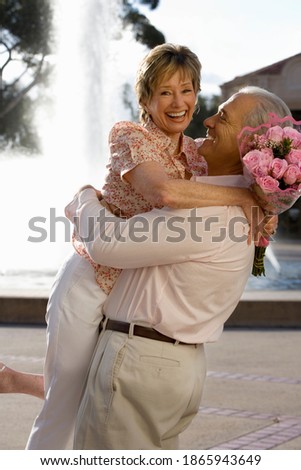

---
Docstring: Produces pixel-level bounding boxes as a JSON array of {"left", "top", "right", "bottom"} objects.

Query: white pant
[
  {"left": 26, "top": 252, "right": 107, "bottom": 450},
  {"left": 74, "top": 329, "right": 207, "bottom": 450}
]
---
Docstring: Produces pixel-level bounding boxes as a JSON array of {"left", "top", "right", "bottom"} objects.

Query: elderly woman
[{"left": 2, "top": 44, "right": 264, "bottom": 450}]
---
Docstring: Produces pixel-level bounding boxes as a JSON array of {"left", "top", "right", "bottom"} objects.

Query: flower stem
[{"left": 252, "top": 246, "right": 267, "bottom": 276}]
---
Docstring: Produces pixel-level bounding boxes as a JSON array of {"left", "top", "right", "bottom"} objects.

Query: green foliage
[
  {"left": 122, "top": 0, "right": 165, "bottom": 49},
  {"left": 1, "top": 93, "right": 38, "bottom": 150},
  {"left": 137, "top": 0, "right": 160, "bottom": 9},
  {"left": 0, "top": 0, "right": 53, "bottom": 152},
  {"left": 1, "top": 0, "right": 53, "bottom": 55},
  {"left": 270, "top": 137, "right": 293, "bottom": 158}
]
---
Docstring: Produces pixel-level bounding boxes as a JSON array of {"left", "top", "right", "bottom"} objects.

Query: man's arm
[{"left": 66, "top": 188, "right": 249, "bottom": 269}]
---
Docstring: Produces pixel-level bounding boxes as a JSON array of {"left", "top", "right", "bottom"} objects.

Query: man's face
[{"left": 199, "top": 93, "right": 258, "bottom": 176}]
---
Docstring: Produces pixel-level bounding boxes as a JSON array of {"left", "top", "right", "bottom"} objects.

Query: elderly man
[{"left": 69, "top": 86, "right": 288, "bottom": 450}]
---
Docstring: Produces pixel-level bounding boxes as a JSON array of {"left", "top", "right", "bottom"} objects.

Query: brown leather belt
[{"left": 105, "top": 319, "right": 193, "bottom": 345}]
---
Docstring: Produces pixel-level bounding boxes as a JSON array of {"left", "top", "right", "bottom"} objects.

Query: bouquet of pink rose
[{"left": 238, "top": 114, "right": 301, "bottom": 276}]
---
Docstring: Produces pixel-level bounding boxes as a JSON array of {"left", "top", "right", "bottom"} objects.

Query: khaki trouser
[{"left": 74, "top": 327, "right": 207, "bottom": 450}]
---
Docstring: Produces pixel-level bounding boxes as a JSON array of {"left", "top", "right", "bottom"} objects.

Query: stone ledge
[
  {"left": 0, "top": 297, "right": 48, "bottom": 325},
  {"left": 0, "top": 293, "right": 300, "bottom": 328},
  {"left": 229, "top": 298, "right": 301, "bottom": 328}
]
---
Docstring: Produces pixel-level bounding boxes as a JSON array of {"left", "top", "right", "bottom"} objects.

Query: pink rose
[
  {"left": 270, "top": 158, "right": 288, "bottom": 179},
  {"left": 259, "top": 146, "right": 273, "bottom": 157},
  {"left": 283, "top": 127, "right": 301, "bottom": 147},
  {"left": 243, "top": 150, "right": 269, "bottom": 176},
  {"left": 283, "top": 164, "right": 300, "bottom": 185},
  {"left": 266, "top": 125, "right": 283, "bottom": 142},
  {"left": 260, "top": 147, "right": 274, "bottom": 165},
  {"left": 256, "top": 175, "right": 280, "bottom": 193},
  {"left": 286, "top": 149, "right": 301, "bottom": 168}
]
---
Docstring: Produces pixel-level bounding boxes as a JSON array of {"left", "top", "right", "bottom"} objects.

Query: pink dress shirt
[{"left": 67, "top": 176, "right": 254, "bottom": 344}]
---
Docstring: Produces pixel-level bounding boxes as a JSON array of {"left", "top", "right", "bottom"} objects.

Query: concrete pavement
[{"left": 0, "top": 325, "right": 300, "bottom": 450}]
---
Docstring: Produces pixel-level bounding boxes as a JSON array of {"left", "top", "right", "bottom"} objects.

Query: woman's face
[{"left": 145, "top": 70, "right": 197, "bottom": 143}]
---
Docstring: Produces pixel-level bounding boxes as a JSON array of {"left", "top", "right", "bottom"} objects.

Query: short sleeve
[{"left": 109, "top": 121, "right": 164, "bottom": 182}]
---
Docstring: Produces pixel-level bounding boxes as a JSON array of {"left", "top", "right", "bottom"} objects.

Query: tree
[
  {"left": 122, "top": 0, "right": 165, "bottom": 49},
  {"left": 0, "top": 0, "right": 54, "bottom": 151}
]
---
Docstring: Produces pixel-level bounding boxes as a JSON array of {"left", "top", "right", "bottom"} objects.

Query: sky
[{"left": 138, "top": 0, "right": 301, "bottom": 96}]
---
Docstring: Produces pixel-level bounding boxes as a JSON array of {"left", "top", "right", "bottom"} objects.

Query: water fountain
[{"left": 0, "top": 0, "right": 144, "bottom": 291}]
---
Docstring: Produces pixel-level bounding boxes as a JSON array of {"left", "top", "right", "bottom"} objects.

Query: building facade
[{"left": 220, "top": 52, "right": 301, "bottom": 120}]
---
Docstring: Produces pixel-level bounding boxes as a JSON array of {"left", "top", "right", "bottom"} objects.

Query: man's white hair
[{"left": 237, "top": 86, "right": 292, "bottom": 128}]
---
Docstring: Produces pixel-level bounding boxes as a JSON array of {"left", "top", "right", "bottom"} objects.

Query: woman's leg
[
  {"left": 26, "top": 251, "right": 107, "bottom": 450},
  {"left": 0, "top": 363, "right": 44, "bottom": 399}
]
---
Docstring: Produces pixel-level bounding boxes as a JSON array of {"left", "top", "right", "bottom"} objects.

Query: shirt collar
[{"left": 144, "top": 119, "right": 187, "bottom": 156}]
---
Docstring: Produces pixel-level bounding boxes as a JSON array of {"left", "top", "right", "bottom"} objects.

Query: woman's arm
[
  {"left": 124, "top": 160, "right": 248, "bottom": 207},
  {"left": 110, "top": 121, "right": 258, "bottom": 216},
  {"left": 123, "top": 160, "right": 260, "bottom": 228}
]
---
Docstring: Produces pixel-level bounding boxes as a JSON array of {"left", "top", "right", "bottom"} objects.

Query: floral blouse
[{"left": 73, "top": 119, "right": 208, "bottom": 294}]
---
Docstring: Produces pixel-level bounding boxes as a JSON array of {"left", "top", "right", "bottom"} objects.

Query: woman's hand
[
  {"left": 77, "top": 185, "right": 125, "bottom": 216},
  {"left": 100, "top": 199, "right": 126, "bottom": 218},
  {"left": 77, "top": 185, "right": 103, "bottom": 201},
  {"left": 241, "top": 191, "right": 278, "bottom": 245},
  {"left": 65, "top": 185, "right": 102, "bottom": 223},
  {"left": 241, "top": 193, "right": 264, "bottom": 245},
  {"left": 262, "top": 214, "right": 278, "bottom": 237},
  {"left": 254, "top": 214, "right": 278, "bottom": 246}
]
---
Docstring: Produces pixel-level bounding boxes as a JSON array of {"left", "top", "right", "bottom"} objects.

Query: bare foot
[
  {"left": 0, "top": 361, "right": 44, "bottom": 398},
  {"left": 0, "top": 361, "right": 14, "bottom": 393}
]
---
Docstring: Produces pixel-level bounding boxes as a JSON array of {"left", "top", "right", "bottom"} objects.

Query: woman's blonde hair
[{"left": 135, "top": 43, "right": 202, "bottom": 123}]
